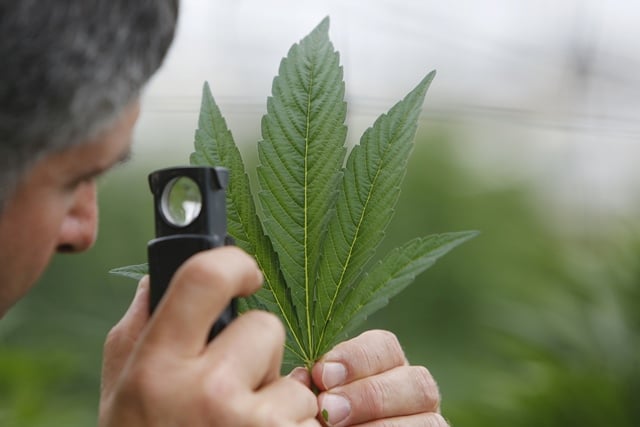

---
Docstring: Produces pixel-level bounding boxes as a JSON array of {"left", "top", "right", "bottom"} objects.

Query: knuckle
[
  {"left": 244, "top": 310, "right": 286, "bottom": 342},
  {"left": 412, "top": 366, "right": 441, "bottom": 411},
  {"left": 252, "top": 401, "right": 282, "bottom": 427},
  {"left": 203, "top": 365, "right": 235, "bottom": 403},
  {"left": 287, "top": 377, "right": 317, "bottom": 413},
  {"left": 103, "top": 323, "right": 123, "bottom": 352},
  {"left": 210, "top": 394, "right": 246, "bottom": 425},
  {"left": 359, "top": 376, "right": 389, "bottom": 418},
  {"left": 175, "top": 247, "right": 258, "bottom": 296},
  {"left": 427, "top": 413, "right": 450, "bottom": 427},
  {"left": 367, "top": 413, "right": 449, "bottom": 427},
  {"left": 103, "top": 322, "right": 136, "bottom": 359},
  {"left": 183, "top": 251, "right": 225, "bottom": 281},
  {"left": 250, "top": 379, "right": 316, "bottom": 427},
  {"left": 117, "top": 363, "right": 160, "bottom": 403},
  {"left": 203, "top": 366, "right": 252, "bottom": 423},
  {"left": 175, "top": 252, "right": 234, "bottom": 295},
  {"left": 354, "top": 330, "right": 406, "bottom": 368},
  {"left": 377, "top": 330, "right": 405, "bottom": 363}
]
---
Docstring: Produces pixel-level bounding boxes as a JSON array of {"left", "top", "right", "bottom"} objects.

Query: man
[{"left": 0, "top": 1, "right": 448, "bottom": 426}]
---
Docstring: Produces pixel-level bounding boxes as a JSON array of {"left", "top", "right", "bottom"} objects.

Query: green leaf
[
  {"left": 256, "top": 16, "right": 347, "bottom": 356},
  {"left": 190, "top": 81, "right": 308, "bottom": 362},
  {"left": 109, "top": 263, "right": 148, "bottom": 281},
  {"left": 111, "top": 17, "right": 476, "bottom": 370},
  {"left": 321, "top": 231, "right": 479, "bottom": 353},
  {"left": 191, "top": 81, "right": 254, "bottom": 253},
  {"left": 313, "top": 71, "right": 436, "bottom": 356}
]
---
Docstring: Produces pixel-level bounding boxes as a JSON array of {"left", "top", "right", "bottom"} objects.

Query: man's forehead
[{"left": 28, "top": 102, "right": 139, "bottom": 184}]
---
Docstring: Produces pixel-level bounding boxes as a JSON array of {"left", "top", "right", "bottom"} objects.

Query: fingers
[
  {"left": 101, "top": 277, "right": 151, "bottom": 397},
  {"left": 312, "top": 330, "right": 442, "bottom": 427},
  {"left": 100, "top": 246, "right": 327, "bottom": 427},
  {"left": 317, "top": 365, "right": 440, "bottom": 426},
  {"left": 345, "top": 412, "right": 449, "bottom": 427},
  {"left": 288, "top": 366, "right": 312, "bottom": 388},
  {"left": 253, "top": 377, "right": 319, "bottom": 424},
  {"left": 205, "top": 310, "right": 285, "bottom": 390},
  {"left": 313, "top": 330, "right": 406, "bottom": 390},
  {"left": 142, "top": 246, "right": 263, "bottom": 357}
]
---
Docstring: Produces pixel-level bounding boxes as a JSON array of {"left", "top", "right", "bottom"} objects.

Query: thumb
[
  {"left": 101, "top": 277, "right": 150, "bottom": 398},
  {"left": 287, "top": 366, "right": 312, "bottom": 388}
]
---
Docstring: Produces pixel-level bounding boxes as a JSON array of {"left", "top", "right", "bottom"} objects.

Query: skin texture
[
  {"left": 310, "top": 331, "right": 449, "bottom": 427},
  {"left": 100, "top": 253, "right": 320, "bottom": 427},
  {"left": 0, "top": 98, "right": 449, "bottom": 426},
  {"left": 0, "top": 102, "right": 140, "bottom": 317}
]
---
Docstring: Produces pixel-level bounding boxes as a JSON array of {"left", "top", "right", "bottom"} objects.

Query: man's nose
[{"left": 57, "top": 181, "right": 99, "bottom": 253}]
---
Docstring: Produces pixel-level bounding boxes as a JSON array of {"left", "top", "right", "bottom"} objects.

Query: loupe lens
[{"left": 161, "top": 176, "right": 202, "bottom": 227}]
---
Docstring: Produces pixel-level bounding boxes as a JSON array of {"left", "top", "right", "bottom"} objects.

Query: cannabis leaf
[
  {"left": 112, "top": 17, "right": 478, "bottom": 369},
  {"left": 190, "top": 80, "right": 305, "bottom": 362},
  {"left": 256, "top": 17, "right": 347, "bottom": 357},
  {"left": 109, "top": 263, "right": 147, "bottom": 281}
]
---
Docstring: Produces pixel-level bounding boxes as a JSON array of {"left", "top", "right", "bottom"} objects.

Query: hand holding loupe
[{"left": 147, "top": 166, "right": 236, "bottom": 341}]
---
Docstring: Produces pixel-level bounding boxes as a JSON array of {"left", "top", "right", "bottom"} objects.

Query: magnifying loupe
[
  {"left": 147, "top": 166, "right": 236, "bottom": 341},
  {"left": 161, "top": 176, "right": 203, "bottom": 227}
]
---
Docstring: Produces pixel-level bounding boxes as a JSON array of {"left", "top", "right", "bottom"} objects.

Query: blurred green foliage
[{"left": 1, "top": 128, "right": 638, "bottom": 426}]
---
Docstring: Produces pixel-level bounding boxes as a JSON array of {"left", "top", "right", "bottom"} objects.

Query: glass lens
[{"left": 161, "top": 176, "right": 202, "bottom": 227}]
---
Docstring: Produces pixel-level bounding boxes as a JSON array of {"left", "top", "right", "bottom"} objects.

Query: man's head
[
  {"left": 0, "top": 0, "right": 178, "bottom": 315},
  {"left": 0, "top": 0, "right": 178, "bottom": 207}
]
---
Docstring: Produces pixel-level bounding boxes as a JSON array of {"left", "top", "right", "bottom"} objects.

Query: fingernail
[
  {"left": 322, "top": 362, "right": 347, "bottom": 389},
  {"left": 321, "top": 393, "right": 350, "bottom": 426}
]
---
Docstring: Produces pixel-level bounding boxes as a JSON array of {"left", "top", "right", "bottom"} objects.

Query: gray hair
[{"left": 0, "top": 0, "right": 179, "bottom": 209}]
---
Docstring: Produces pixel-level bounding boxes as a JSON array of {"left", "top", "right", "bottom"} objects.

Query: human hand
[
  {"left": 309, "top": 330, "right": 448, "bottom": 427},
  {"left": 99, "top": 247, "right": 320, "bottom": 427}
]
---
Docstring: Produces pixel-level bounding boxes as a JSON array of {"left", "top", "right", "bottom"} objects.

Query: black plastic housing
[{"left": 147, "top": 166, "right": 236, "bottom": 341}]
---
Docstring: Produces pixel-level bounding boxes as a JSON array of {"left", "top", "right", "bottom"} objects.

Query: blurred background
[{"left": 1, "top": 0, "right": 639, "bottom": 425}]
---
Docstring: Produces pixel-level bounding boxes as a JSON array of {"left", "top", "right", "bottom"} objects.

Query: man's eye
[{"left": 65, "top": 174, "right": 97, "bottom": 192}]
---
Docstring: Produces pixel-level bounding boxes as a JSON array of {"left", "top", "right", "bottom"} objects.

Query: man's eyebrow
[
  {"left": 97, "top": 147, "right": 133, "bottom": 174},
  {"left": 115, "top": 148, "right": 133, "bottom": 168},
  {"left": 71, "top": 148, "right": 133, "bottom": 185},
  {"left": 100, "top": 148, "right": 133, "bottom": 176}
]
